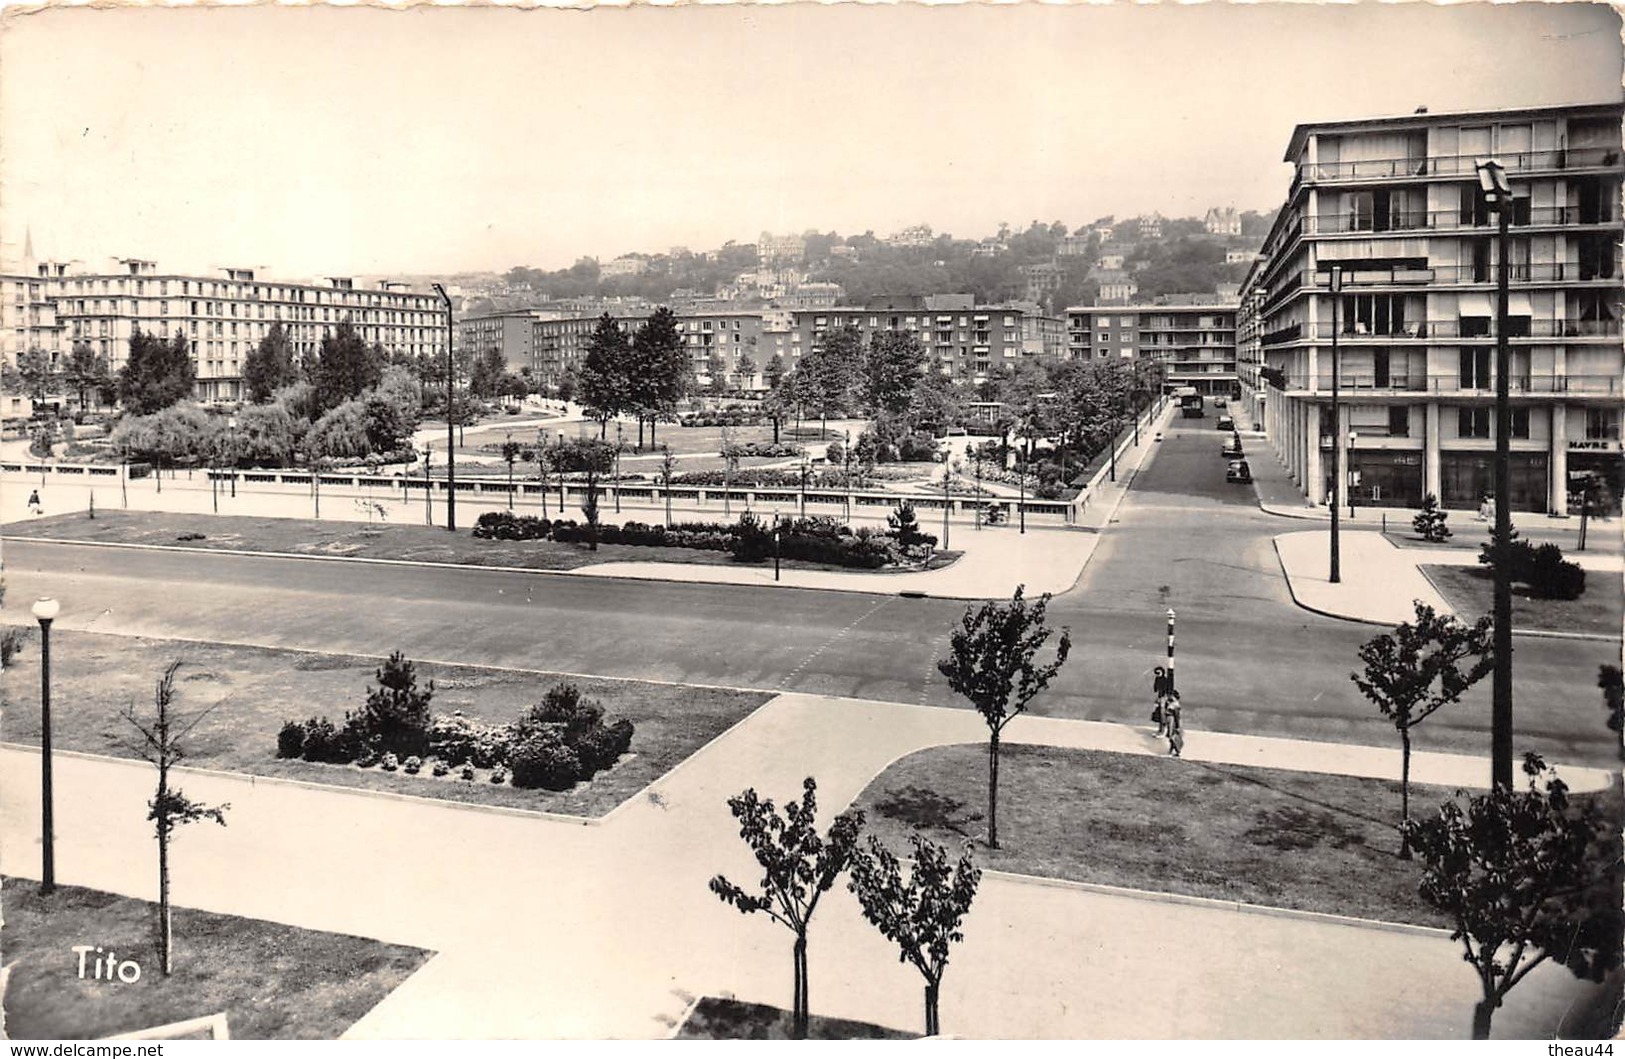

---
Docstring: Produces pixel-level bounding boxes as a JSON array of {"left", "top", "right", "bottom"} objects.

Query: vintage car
[{"left": 1226, "top": 459, "right": 1253, "bottom": 483}]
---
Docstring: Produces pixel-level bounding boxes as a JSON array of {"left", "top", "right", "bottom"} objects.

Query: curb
[
  {"left": 1414, "top": 565, "right": 1621, "bottom": 644},
  {"left": 983, "top": 869, "right": 1454, "bottom": 940},
  {"left": 1269, "top": 537, "right": 1396, "bottom": 629}
]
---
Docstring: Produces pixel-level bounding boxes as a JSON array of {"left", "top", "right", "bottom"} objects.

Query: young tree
[
  {"left": 659, "top": 443, "right": 676, "bottom": 526},
  {"left": 1412, "top": 493, "right": 1452, "bottom": 543},
  {"left": 709, "top": 777, "right": 866, "bottom": 1040},
  {"left": 63, "top": 342, "right": 102, "bottom": 409},
  {"left": 16, "top": 348, "right": 57, "bottom": 404},
  {"left": 119, "top": 330, "right": 197, "bottom": 415},
  {"left": 501, "top": 438, "right": 523, "bottom": 510},
  {"left": 1351, "top": 601, "right": 1493, "bottom": 858},
  {"left": 469, "top": 348, "right": 507, "bottom": 399},
  {"left": 735, "top": 350, "right": 758, "bottom": 390},
  {"left": 764, "top": 353, "right": 787, "bottom": 391},
  {"left": 706, "top": 348, "right": 730, "bottom": 396},
  {"left": 242, "top": 323, "right": 297, "bottom": 403},
  {"left": 1601, "top": 664, "right": 1623, "bottom": 761},
  {"left": 312, "top": 322, "right": 383, "bottom": 414},
  {"left": 630, "top": 307, "right": 688, "bottom": 449},
  {"left": 848, "top": 834, "right": 981, "bottom": 1037},
  {"left": 120, "top": 662, "right": 230, "bottom": 976},
  {"left": 552, "top": 438, "right": 616, "bottom": 550},
  {"left": 1405, "top": 754, "right": 1622, "bottom": 1039},
  {"left": 802, "top": 325, "right": 863, "bottom": 436},
  {"left": 355, "top": 651, "right": 435, "bottom": 758},
  {"left": 936, "top": 585, "right": 1072, "bottom": 849}
]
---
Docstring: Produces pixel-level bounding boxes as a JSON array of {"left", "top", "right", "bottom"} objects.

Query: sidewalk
[
  {"left": 1275, "top": 528, "right": 1623, "bottom": 629},
  {"left": 2, "top": 693, "right": 1610, "bottom": 1040}
]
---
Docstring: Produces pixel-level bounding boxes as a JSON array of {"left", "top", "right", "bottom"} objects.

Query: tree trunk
[
  {"left": 1399, "top": 725, "right": 1413, "bottom": 860},
  {"left": 924, "top": 979, "right": 940, "bottom": 1037},
  {"left": 157, "top": 766, "right": 172, "bottom": 976},
  {"left": 773, "top": 416, "right": 781, "bottom": 445},
  {"left": 650, "top": 419, "right": 658, "bottom": 447},
  {"left": 1472, "top": 997, "right": 1494, "bottom": 1040},
  {"left": 792, "top": 932, "right": 809, "bottom": 1040},
  {"left": 638, "top": 418, "right": 646, "bottom": 450},
  {"left": 987, "top": 728, "right": 1001, "bottom": 849}
]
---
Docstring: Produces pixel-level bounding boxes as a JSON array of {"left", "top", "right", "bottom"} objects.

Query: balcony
[
  {"left": 1295, "top": 146, "right": 1622, "bottom": 186},
  {"left": 1304, "top": 204, "right": 1620, "bottom": 235},
  {"left": 1299, "top": 261, "right": 1620, "bottom": 287},
  {"left": 1295, "top": 318, "right": 1620, "bottom": 340},
  {"left": 1284, "top": 372, "right": 1621, "bottom": 395}
]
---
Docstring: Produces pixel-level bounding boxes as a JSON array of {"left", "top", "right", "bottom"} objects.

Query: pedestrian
[
  {"left": 1478, "top": 492, "right": 1494, "bottom": 522},
  {"left": 26, "top": 488, "right": 42, "bottom": 516},
  {"left": 1164, "top": 689, "right": 1184, "bottom": 758}
]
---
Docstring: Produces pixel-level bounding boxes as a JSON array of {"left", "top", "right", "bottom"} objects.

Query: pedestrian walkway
[
  {"left": 2, "top": 692, "right": 1612, "bottom": 1040},
  {"left": 1274, "top": 528, "right": 1623, "bottom": 629}
]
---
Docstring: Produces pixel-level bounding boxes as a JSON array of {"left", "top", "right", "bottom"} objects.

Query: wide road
[{"left": 3, "top": 417, "right": 1616, "bottom": 766}]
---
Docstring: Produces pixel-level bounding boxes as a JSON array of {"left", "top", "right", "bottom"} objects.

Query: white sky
[{"left": 1, "top": 2, "right": 1620, "bottom": 279}]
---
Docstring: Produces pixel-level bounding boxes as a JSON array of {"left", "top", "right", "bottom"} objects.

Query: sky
[{"left": 1, "top": 2, "right": 1620, "bottom": 280}]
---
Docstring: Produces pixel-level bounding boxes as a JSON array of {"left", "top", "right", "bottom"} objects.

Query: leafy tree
[
  {"left": 305, "top": 400, "right": 372, "bottom": 461},
  {"left": 15, "top": 348, "right": 57, "bottom": 403},
  {"left": 801, "top": 325, "right": 863, "bottom": 433},
  {"left": 469, "top": 347, "right": 508, "bottom": 399},
  {"left": 552, "top": 438, "right": 616, "bottom": 550},
  {"left": 1404, "top": 754, "right": 1622, "bottom": 1039},
  {"left": 579, "top": 313, "right": 632, "bottom": 437},
  {"left": 764, "top": 353, "right": 787, "bottom": 391},
  {"left": 734, "top": 350, "right": 758, "bottom": 390},
  {"left": 119, "top": 329, "right": 196, "bottom": 414},
  {"left": 63, "top": 342, "right": 106, "bottom": 409},
  {"left": 936, "top": 585, "right": 1072, "bottom": 848},
  {"left": 354, "top": 651, "right": 435, "bottom": 758},
  {"left": 243, "top": 323, "right": 298, "bottom": 403},
  {"left": 706, "top": 348, "right": 729, "bottom": 396},
  {"left": 863, "top": 330, "right": 926, "bottom": 420},
  {"left": 709, "top": 777, "right": 866, "bottom": 1040},
  {"left": 1601, "top": 664, "right": 1623, "bottom": 761},
  {"left": 1351, "top": 601, "right": 1494, "bottom": 858},
  {"left": 1412, "top": 493, "right": 1452, "bottom": 543},
  {"left": 629, "top": 307, "right": 687, "bottom": 448},
  {"left": 113, "top": 403, "right": 215, "bottom": 470},
  {"left": 273, "top": 379, "right": 321, "bottom": 429},
  {"left": 848, "top": 834, "right": 981, "bottom": 1037},
  {"left": 120, "top": 661, "right": 230, "bottom": 976},
  {"left": 312, "top": 321, "right": 383, "bottom": 414},
  {"left": 232, "top": 403, "right": 298, "bottom": 467},
  {"left": 501, "top": 438, "right": 523, "bottom": 510}
]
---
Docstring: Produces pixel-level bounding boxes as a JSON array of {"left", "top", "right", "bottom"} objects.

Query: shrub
[
  {"left": 461, "top": 763, "right": 476, "bottom": 781},
  {"left": 520, "top": 682, "right": 605, "bottom": 737},
  {"left": 509, "top": 727, "right": 582, "bottom": 790},
  {"left": 1528, "top": 543, "right": 1587, "bottom": 600},
  {"left": 730, "top": 513, "right": 775, "bottom": 563},
  {"left": 276, "top": 720, "right": 306, "bottom": 759},
  {"left": 1412, "top": 493, "right": 1452, "bottom": 543},
  {"left": 380, "top": 752, "right": 400, "bottom": 772},
  {"left": 299, "top": 716, "right": 354, "bottom": 764},
  {"left": 896, "top": 433, "right": 940, "bottom": 462},
  {"left": 403, "top": 755, "right": 423, "bottom": 775},
  {"left": 576, "top": 719, "right": 634, "bottom": 773},
  {"left": 355, "top": 748, "right": 380, "bottom": 769},
  {"left": 428, "top": 714, "right": 513, "bottom": 768},
  {"left": 473, "top": 511, "right": 551, "bottom": 541},
  {"left": 1479, "top": 532, "right": 1536, "bottom": 582},
  {"left": 432, "top": 761, "right": 450, "bottom": 777},
  {"left": 490, "top": 767, "right": 507, "bottom": 785}
]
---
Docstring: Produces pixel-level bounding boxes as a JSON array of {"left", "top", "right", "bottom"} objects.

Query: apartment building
[
  {"left": 3, "top": 257, "right": 448, "bottom": 403},
  {"left": 458, "top": 311, "right": 540, "bottom": 374},
  {"left": 1238, "top": 100, "right": 1624, "bottom": 513},
  {"left": 530, "top": 312, "right": 648, "bottom": 388},
  {"left": 1066, "top": 304, "right": 1239, "bottom": 395},
  {"left": 787, "top": 297, "right": 1065, "bottom": 383}
]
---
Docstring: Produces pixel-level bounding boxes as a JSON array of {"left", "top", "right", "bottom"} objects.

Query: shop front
[
  {"left": 1567, "top": 445, "right": 1624, "bottom": 515},
  {"left": 1440, "top": 451, "right": 1549, "bottom": 513},
  {"left": 1347, "top": 450, "right": 1424, "bottom": 509}
]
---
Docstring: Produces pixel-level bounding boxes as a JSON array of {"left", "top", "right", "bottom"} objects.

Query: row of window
[{"left": 43, "top": 276, "right": 435, "bottom": 311}]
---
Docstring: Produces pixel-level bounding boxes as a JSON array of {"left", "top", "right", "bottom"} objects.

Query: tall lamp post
[
  {"left": 431, "top": 283, "right": 457, "bottom": 533},
  {"left": 422, "top": 446, "right": 433, "bottom": 527},
  {"left": 1478, "top": 157, "right": 1515, "bottom": 791},
  {"left": 32, "top": 596, "right": 59, "bottom": 895},
  {"left": 1328, "top": 264, "right": 1344, "bottom": 584}
]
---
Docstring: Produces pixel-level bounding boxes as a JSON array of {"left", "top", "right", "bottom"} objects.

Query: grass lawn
[
  {"left": 0, "top": 879, "right": 429, "bottom": 1039},
  {"left": 0, "top": 629, "right": 770, "bottom": 816},
  {"left": 674, "top": 997, "right": 913, "bottom": 1040},
  {"left": 853, "top": 743, "right": 1623, "bottom": 929},
  {"left": 4, "top": 511, "right": 962, "bottom": 578},
  {"left": 1422, "top": 564, "right": 1623, "bottom": 637}
]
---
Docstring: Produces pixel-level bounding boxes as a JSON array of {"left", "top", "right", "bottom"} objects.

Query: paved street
[{"left": 3, "top": 417, "right": 1617, "bottom": 766}]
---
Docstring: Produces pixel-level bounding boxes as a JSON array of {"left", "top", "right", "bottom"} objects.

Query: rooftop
[{"left": 1282, "top": 98, "right": 1625, "bottom": 162}]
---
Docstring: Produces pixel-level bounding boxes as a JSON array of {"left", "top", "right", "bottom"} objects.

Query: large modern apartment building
[
  {"left": 1238, "top": 100, "right": 1624, "bottom": 513},
  {"left": 2, "top": 256, "right": 449, "bottom": 404},
  {"left": 1066, "top": 303, "right": 1239, "bottom": 395},
  {"left": 467, "top": 297, "right": 1067, "bottom": 391}
]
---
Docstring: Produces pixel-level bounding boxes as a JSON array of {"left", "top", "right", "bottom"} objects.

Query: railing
[
  {"left": 1297, "top": 146, "right": 1622, "bottom": 184},
  {"left": 1298, "top": 261, "right": 1620, "bottom": 287},
  {"left": 1285, "top": 372, "right": 1621, "bottom": 395},
  {"left": 1304, "top": 204, "right": 1620, "bottom": 235},
  {"left": 1289, "top": 318, "right": 1620, "bottom": 340},
  {"left": 1262, "top": 322, "right": 1303, "bottom": 346}
]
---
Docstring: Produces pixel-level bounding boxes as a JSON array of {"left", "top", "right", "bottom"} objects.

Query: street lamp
[
  {"left": 1478, "top": 157, "right": 1515, "bottom": 791},
  {"left": 773, "top": 510, "right": 782, "bottom": 582},
  {"left": 1328, "top": 264, "right": 1344, "bottom": 584},
  {"left": 843, "top": 429, "right": 853, "bottom": 525},
  {"left": 227, "top": 416, "right": 238, "bottom": 498},
  {"left": 614, "top": 421, "right": 623, "bottom": 515},
  {"left": 939, "top": 444, "right": 952, "bottom": 550},
  {"left": 32, "top": 596, "right": 59, "bottom": 895},
  {"left": 431, "top": 283, "right": 457, "bottom": 533},
  {"left": 422, "top": 446, "right": 434, "bottom": 527},
  {"left": 1347, "top": 430, "right": 1358, "bottom": 517}
]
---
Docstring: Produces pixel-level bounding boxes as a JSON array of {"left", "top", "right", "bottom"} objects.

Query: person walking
[
  {"left": 26, "top": 488, "right": 42, "bottom": 516},
  {"left": 1164, "top": 689, "right": 1184, "bottom": 758}
]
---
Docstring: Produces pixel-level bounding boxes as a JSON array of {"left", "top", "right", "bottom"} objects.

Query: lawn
[
  {"left": 1422, "top": 564, "right": 1623, "bottom": 637},
  {"left": 852, "top": 743, "right": 1623, "bottom": 929},
  {"left": 674, "top": 997, "right": 912, "bottom": 1040},
  {"left": 0, "top": 629, "right": 770, "bottom": 816},
  {"left": 4, "top": 511, "right": 962, "bottom": 577},
  {"left": 0, "top": 879, "right": 429, "bottom": 1040}
]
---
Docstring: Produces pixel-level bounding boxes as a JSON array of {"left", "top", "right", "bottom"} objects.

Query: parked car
[
  {"left": 1214, "top": 398, "right": 1228, "bottom": 409},
  {"left": 1216, "top": 415, "right": 1235, "bottom": 432},
  {"left": 1226, "top": 459, "right": 1252, "bottom": 483}
]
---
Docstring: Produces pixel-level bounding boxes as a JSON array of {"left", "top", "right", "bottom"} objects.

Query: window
[
  {"left": 1586, "top": 408, "right": 1620, "bottom": 440},
  {"left": 1460, "top": 349, "right": 1491, "bottom": 388},
  {"left": 1389, "top": 406, "right": 1409, "bottom": 438},
  {"left": 1458, "top": 407, "right": 1491, "bottom": 438},
  {"left": 1510, "top": 408, "right": 1531, "bottom": 439}
]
